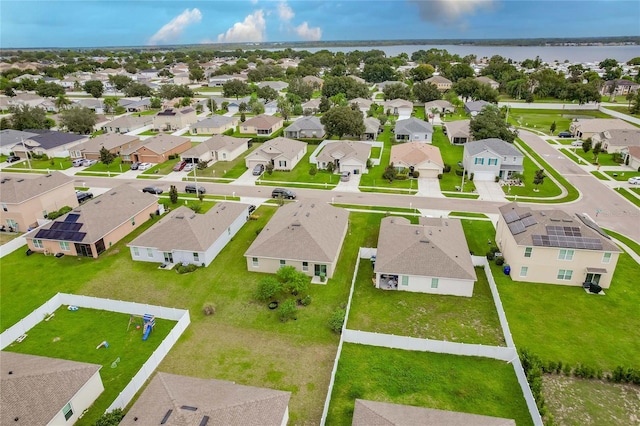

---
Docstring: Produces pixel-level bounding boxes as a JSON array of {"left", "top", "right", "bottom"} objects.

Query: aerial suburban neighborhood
[{"left": 0, "top": 3, "right": 639, "bottom": 425}]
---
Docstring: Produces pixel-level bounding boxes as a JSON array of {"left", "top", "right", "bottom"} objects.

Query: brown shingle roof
[
  {"left": 181, "top": 135, "right": 250, "bottom": 158},
  {"left": 572, "top": 118, "right": 636, "bottom": 134},
  {"left": 316, "top": 141, "right": 371, "bottom": 165},
  {"left": 375, "top": 216, "right": 476, "bottom": 280},
  {"left": 73, "top": 133, "right": 140, "bottom": 153},
  {"left": 0, "top": 172, "right": 73, "bottom": 204},
  {"left": 120, "top": 372, "right": 290, "bottom": 426},
  {"left": 245, "top": 136, "right": 306, "bottom": 163},
  {"left": 244, "top": 201, "right": 348, "bottom": 263},
  {"left": 1, "top": 352, "right": 102, "bottom": 426},
  {"left": 390, "top": 142, "right": 444, "bottom": 168},
  {"left": 121, "top": 134, "right": 190, "bottom": 156},
  {"left": 243, "top": 114, "right": 283, "bottom": 130}
]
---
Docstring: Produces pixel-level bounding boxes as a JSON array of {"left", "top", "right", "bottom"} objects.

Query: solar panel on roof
[
  {"left": 65, "top": 214, "right": 80, "bottom": 223},
  {"left": 503, "top": 210, "right": 520, "bottom": 224},
  {"left": 508, "top": 221, "right": 526, "bottom": 235},
  {"left": 519, "top": 212, "right": 532, "bottom": 219},
  {"left": 521, "top": 216, "right": 537, "bottom": 227}
]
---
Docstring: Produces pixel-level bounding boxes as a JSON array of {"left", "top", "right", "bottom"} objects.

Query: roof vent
[
  {"left": 221, "top": 205, "right": 226, "bottom": 210},
  {"left": 420, "top": 238, "right": 430, "bottom": 243},
  {"left": 429, "top": 230, "right": 432, "bottom": 235},
  {"left": 190, "top": 215, "right": 195, "bottom": 219},
  {"left": 160, "top": 410, "right": 172, "bottom": 424},
  {"left": 311, "top": 203, "right": 315, "bottom": 208},
  {"left": 540, "top": 212, "right": 546, "bottom": 216},
  {"left": 94, "top": 200, "right": 101, "bottom": 204},
  {"left": 175, "top": 214, "right": 184, "bottom": 219},
  {"left": 8, "top": 371, "right": 13, "bottom": 375},
  {"left": 199, "top": 416, "right": 210, "bottom": 426},
  {"left": 415, "top": 230, "right": 420, "bottom": 235},
  {"left": 445, "top": 221, "right": 448, "bottom": 226},
  {"left": 562, "top": 219, "right": 573, "bottom": 223},
  {"left": 180, "top": 406, "right": 198, "bottom": 411},
  {"left": 17, "top": 179, "right": 24, "bottom": 182},
  {"left": 110, "top": 191, "right": 117, "bottom": 195},
  {"left": 306, "top": 212, "right": 310, "bottom": 217}
]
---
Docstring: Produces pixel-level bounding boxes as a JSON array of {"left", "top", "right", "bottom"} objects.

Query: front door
[
  {"left": 585, "top": 273, "right": 601, "bottom": 284},
  {"left": 314, "top": 264, "right": 327, "bottom": 277},
  {"left": 164, "top": 252, "right": 174, "bottom": 263}
]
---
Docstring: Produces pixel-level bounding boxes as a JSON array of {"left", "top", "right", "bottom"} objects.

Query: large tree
[
  {"left": 382, "top": 83, "right": 412, "bottom": 101},
  {"left": 444, "top": 63, "right": 475, "bottom": 82},
  {"left": 222, "top": 79, "right": 251, "bottom": 99},
  {"left": 361, "top": 62, "right": 396, "bottom": 83},
  {"left": 83, "top": 80, "right": 104, "bottom": 98},
  {"left": 108, "top": 74, "right": 132, "bottom": 91},
  {"left": 55, "top": 94, "right": 72, "bottom": 110},
  {"left": 256, "top": 86, "right": 279, "bottom": 103},
  {"left": 469, "top": 104, "right": 517, "bottom": 143},
  {"left": 157, "top": 84, "right": 194, "bottom": 100},
  {"left": 321, "top": 76, "right": 369, "bottom": 100},
  {"left": 8, "top": 105, "right": 53, "bottom": 130},
  {"left": 412, "top": 82, "right": 441, "bottom": 103},
  {"left": 320, "top": 105, "right": 365, "bottom": 138},
  {"left": 123, "top": 82, "right": 152, "bottom": 98},
  {"left": 59, "top": 106, "right": 97, "bottom": 134},
  {"left": 409, "top": 64, "right": 435, "bottom": 82},
  {"left": 287, "top": 77, "right": 313, "bottom": 101},
  {"left": 35, "top": 81, "right": 65, "bottom": 98},
  {"left": 99, "top": 146, "right": 116, "bottom": 165}
]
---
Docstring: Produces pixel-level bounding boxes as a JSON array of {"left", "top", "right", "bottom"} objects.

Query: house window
[
  {"left": 133, "top": 247, "right": 139, "bottom": 256},
  {"left": 302, "top": 261, "right": 308, "bottom": 271},
  {"left": 557, "top": 269, "right": 573, "bottom": 280},
  {"left": 193, "top": 253, "right": 199, "bottom": 262},
  {"left": 252, "top": 257, "right": 259, "bottom": 267},
  {"left": 520, "top": 266, "right": 528, "bottom": 277},
  {"left": 222, "top": 153, "right": 227, "bottom": 159},
  {"left": 524, "top": 247, "right": 532, "bottom": 258},
  {"left": 280, "top": 260, "right": 286, "bottom": 266},
  {"left": 62, "top": 402, "right": 73, "bottom": 421},
  {"left": 59, "top": 241, "right": 70, "bottom": 251},
  {"left": 558, "top": 249, "right": 574, "bottom": 261},
  {"left": 602, "top": 252, "right": 611, "bottom": 264},
  {"left": 401, "top": 276, "right": 409, "bottom": 286},
  {"left": 33, "top": 239, "right": 44, "bottom": 249},
  {"left": 488, "top": 158, "right": 498, "bottom": 165},
  {"left": 279, "top": 160, "right": 287, "bottom": 167},
  {"left": 147, "top": 248, "right": 153, "bottom": 258},
  {"left": 431, "top": 278, "right": 439, "bottom": 288},
  {"left": 474, "top": 157, "right": 484, "bottom": 165}
]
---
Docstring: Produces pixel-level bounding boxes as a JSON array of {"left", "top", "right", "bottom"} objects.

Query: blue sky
[{"left": 1, "top": 1, "right": 638, "bottom": 48}]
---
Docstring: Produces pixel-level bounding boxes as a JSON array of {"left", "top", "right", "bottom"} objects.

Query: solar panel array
[
  {"left": 65, "top": 213, "right": 80, "bottom": 223},
  {"left": 504, "top": 209, "right": 537, "bottom": 235},
  {"left": 547, "top": 225, "right": 582, "bottom": 237},
  {"left": 35, "top": 215, "right": 86, "bottom": 242},
  {"left": 532, "top": 234, "right": 603, "bottom": 250},
  {"left": 508, "top": 221, "right": 526, "bottom": 235},
  {"left": 503, "top": 210, "right": 520, "bottom": 224},
  {"left": 50, "top": 221, "right": 82, "bottom": 232}
]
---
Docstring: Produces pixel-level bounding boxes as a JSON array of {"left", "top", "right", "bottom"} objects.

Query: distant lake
[{"left": 279, "top": 44, "right": 640, "bottom": 63}]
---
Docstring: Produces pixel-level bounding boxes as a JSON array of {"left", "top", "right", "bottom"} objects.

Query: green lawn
[
  {"left": 448, "top": 212, "right": 489, "bottom": 219},
  {"left": 327, "top": 344, "right": 533, "bottom": 425},
  {"left": 369, "top": 147, "right": 381, "bottom": 158},
  {"left": 3, "top": 308, "right": 173, "bottom": 426},
  {"left": 559, "top": 148, "right": 591, "bottom": 166},
  {"left": 614, "top": 187, "right": 640, "bottom": 208},
  {"left": 85, "top": 157, "right": 125, "bottom": 173},
  {"left": 259, "top": 145, "right": 336, "bottom": 185},
  {"left": 138, "top": 109, "right": 159, "bottom": 116},
  {"left": 348, "top": 262, "right": 504, "bottom": 345},
  {"left": 142, "top": 158, "right": 183, "bottom": 175},
  {"left": 187, "top": 142, "right": 262, "bottom": 180},
  {"left": 432, "top": 127, "right": 476, "bottom": 192},
  {"left": 507, "top": 109, "right": 610, "bottom": 135},
  {"left": 604, "top": 228, "right": 640, "bottom": 257},
  {"left": 604, "top": 105, "right": 640, "bottom": 119},
  {"left": 460, "top": 218, "right": 497, "bottom": 256},
  {"left": 440, "top": 111, "right": 468, "bottom": 122},
  {"left": 413, "top": 106, "right": 425, "bottom": 119},
  {"left": 572, "top": 149, "right": 623, "bottom": 167},
  {"left": 503, "top": 144, "right": 562, "bottom": 198},
  {"left": 6, "top": 157, "right": 72, "bottom": 170},
  {"left": 604, "top": 170, "right": 640, "bottom": 181},
  {"left": 590, "top": 171, "right": 609, "bottom": 180},
  {"left": 138, "top": 130, "right": 158, "bottom": 136},
  {"left": 332, "top": 204, "right": 418, "bottom": 214}
]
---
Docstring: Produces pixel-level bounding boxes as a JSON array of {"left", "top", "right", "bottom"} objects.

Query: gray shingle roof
[
  {"left": 121, "top": 134, "right": 190, "bottom": 156},
  {"left": 191, "top": 115, "right": 236, "bottom": 130},
  {"left": 426, "top": 75, "right": 452, "bottom": 84},
  {"left": 285, "top": 116, "right": 324, "bottom": 132},
  {"left": 395, "top": 117, "right": 433, "bottom": 135},
  {"left": 120, "top": 372, "right": 290, "bottom": 426},
  {"left": 23, "top": 130, "right": 87, "bottom": 150},
  {"left": 572, "top": 118, "right": 637, "bottom": 134},
  {"left": 597, "top": 129, "right": 640, "bottom": 147},
  {"left": 244, "top": 201, "right": 348, "bottom": 263},
  {"left": 1, "top": 352, "right": 102, "bottom": 426},
  {"left": 0, "top": 129, "right": 39, "bottom": 148},
  {"left": 129, "top": 203, "right": 248, "bottom": 252},
  {"left": 363, "top": 117, "right": 381, "bottom": 134},
  {"left": 316, "top": 140, "right": 371, "bottom": 165},
  {"left": 0, "top": 172, "right": 73, "bottom": 204},
  {"left": 375, "top": 216, "right": 476, "bottom": 280},
  {"left": 443, "top": 119, "right": 471, "bottom": 138},
  {"left": 101, "top": 114, "right": 153, "bottom": 130},
  {"left": 464, "top": 138, "right": 523, "bottom": 157},
  {"left": 464, "top": 100, "right": 490, "bottom": 113},
  {"left": 245, "top": 136, "right": 306, "bottom": 162}
]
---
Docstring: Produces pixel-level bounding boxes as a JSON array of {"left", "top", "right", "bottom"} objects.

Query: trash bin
[{"left": 503, "top": 265, "right": 511, "bottom": 275}]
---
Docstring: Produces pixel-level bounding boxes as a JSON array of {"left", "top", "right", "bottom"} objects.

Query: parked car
[
  {"left": 185, "top": 184, "right": 206, "bottom": 194},
  {"left": 571, "top": 141, "right": 583, "bottom": 147},
  {"left": 340, "top": 171, "right": 351, "bottom": 182},
  {"left": 72, "top": 158, "right": 84, "bottom": 167},
  {"left": 82, "top": 159, "right": 97, "bottom": 167},
  {"left": 183, "top": 163, "right": 195, "bottom": 172},
  {"left": 173, "top": 160, "right": 186, "bottom": 171},
  {"left": 271, "top": 187, "right": 296, "bottom": 199},
  {"left": 6, "top": 155, "right": 21, "bottom": 163},
  {"left": 628, "top": 177, "right": 640, "bottom": 185},
  {"left": 142, "top": 186, "right": 163, "bottom": 194},
  {"left": 76, "top": 191, "right": 93, "bottom": 204},
  {"left": 252, "top": 164, "right": 264, "bottom": 176},
  {"left": 130, "top": 162, "right": 141, "bottom": 170},
  {"left": 138, "top": 163, "right": 152, "bottom": 171},
  {"left": 558, "top": 131, "right": 573, "bottom": 138}
]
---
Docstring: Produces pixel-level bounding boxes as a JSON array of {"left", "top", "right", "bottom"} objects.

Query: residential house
[
  {"left": 153, "top": 108, "right": 198, "bottom": 132},
  {"left": 120, "top": 372, "right": 291, "bottom": 426},
  {"left": 171, "top": 72, "right": 190, "bottom": 85},
  {"left": 362, "top": 117, "right": 381, "bottom": 141},
  {"left": 118, "top": 97, "right": 151, "bottom": 112},
  {"left": 569, "top": 118, "right": 637, "bottom": 140},
  {"left": 302, "top": 75, "right": 323, "bottom": 88},
  {"left": 264, "top": 99, "right": 279, "bottom": 115},
  {"left": 240, "top": 114, "right": 284, "bottom": 137},
  {"left": 627, "top": 145, "right": 640, "bottom": 170},
  {"left": 353, "top": 400, "right": 516, "bottom": 426},
  {"left": 384, "top": 99, "right": 413, "bottom": 119},
  {"left": 10, "top": 130, "right": 89, "bottom": 159},
  {"left": 120, "top": 134, "right": 191, "bottom": 164},
  {"left": 24, "top": 184, "right": 159, "bottom": 258},
  {"left": 314, "top": 140, "right": 371, "bottom": 174},
  {"left": 377, "top": 81, "right": 407, "bottom": 91},
  {"left": 601, "top": 79, "right": 640, "bottom": 96},
  {"left": 284, "top": 116, "right": 325, "bottom": 139},
  {"left": 0, "top": 129, "right": 39, "bottom": 155},
  {"left": 464, "top": 100, "right": 490, "bottom": 116},
  {"left": 7, "top": 93, "right": 52, "bottom": 111},
  {"left": 394, "top": 117, "right": 434, "bottom": 143},
  {"left": 245, "top": 136, "right": 306, "bottom": 171},
  {"left": 302, "top": 98, "right": 321, "bottom": 114},
  {"left": 426, "top": 75, "right": 453, "bottom": 91},
  {"left": 591, "top": 128, "right": 640, "bottom": 153},
  {"left": 0, "top": 352, "right": 104, "bottom": 426},
  {"left": 424, "top": 99, "right": 455, "bottom": 114},
  {"left": 72, "top": 98, "right": 105, "bottom": 114},
  {"left": 190, "top": 115, "right": 239, "bottom": 135},
  {"left": 348, "top": 74, "right": 367, "bottom": 85},
  {"left": 349, "top": 97, "right": 374, "bottom": 115},
  {"left": 475, "top": 76, "right": 500, "bottom": 90},
  {"left": 257, "top": 80, "right": 289, "bottom": 91},
  {"left": 226, "top": 96, "right": 251, "bottom": 114},
  {"left": 70, "top": 133, "right": 141, "bottom": 160},
  {"left": 390, "top": 142, "right": 444, "bottom": 178},
  {"left": 138, "top": 68, "right": 160, "bottom": 80},
  {"left": 181, "top": 134, "right": 250, "bottom": 164},
  {"left": 129, "top": 203, "right": 250, "bottom": 267},
  {"left": 496, "top": 202, "right": 621, "bottom": 288},
  {"left": 244, "top": 201, "right": 349, "bottom": 279},
  {"left": 463, "top": 138, "right": 524, "bottom": 181},
  {"left": 444, "top": 119, "right": 472, "bottom": 144},
  {"left": 101, "top": 115, "right": 153, "bottom": 134},
  {"left": 0, "top": 172, "right": 78, "bottom": 232},
  {"left": 208, "top": 74, "right": 247, "bottom": 87},
  {"left": 374, "top": 216, "right": 477, "bottom": 296}
]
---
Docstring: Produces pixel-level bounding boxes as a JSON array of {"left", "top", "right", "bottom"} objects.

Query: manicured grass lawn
[
  {"left": 614, "top": 187, "right": 640, "bottom": 208},
  {"left": 332, "top": 204, "right": 417, "bottom": 214},
  {"left": 413, "top": 106, "right": 425, "bottom": 119},
  {"left": 443, "top": 192, "right": 480, "bottom": 199},
  {"left": 0, "top": 232, "right": 22, "bottom": 245},
  {"left": 604, "top": 105, "right": 640, "bottom": 119},
  {"left": 460, "top": 218, "right": 496, "bottom": 256},
  {"left": 604, "top": 228, "right": 640, "bottom": 256},
  {"left": 85, "top": 157, "right": 124, "bottom": 173},
  {"left": 138, "top": 109, "right": 159, "bottom": 116},
  {"left": 590, "top": 171, "right": 609, "bottom": 180},
  {"left": 188, "top": 142, "right": 262, "bottom": 179},
  {"left": 3, "top": 308, "right": 173, "bottom": 426},
  {"left": 432, "top": 127, "right": 476, "bottom": 192},
  {"left": 503, "top": 145, "right": 562, "bottom": 198},
  {"left": 6, "top": 157, "right": 72, "bottom": 170},
  {"left": 359, "top": 127, "right": 417, "bottom": 191},
  {"left": 138, "top": 130, "right": 158, "bottom": 136},
  {"left": 604, "top": 170, "right": 640, "bottom": 181},
  {"left": 440, "top": 111, "right": 468, "bottom": 122},
  {"left": 448, "top": 211, "right": 489, "bottom": 218},
  {"left": 327, "top": 344, "right": 533, "bottom": 425},
  {"left": 507, "top": 109, "right": 610, "bottom": 135},
  {"left": 559, "top": 148, "right": 591, "bottom": 166},
  {"left": 572, "top": 149, "right": 622, "bottom": 167},
  {"left": 259, "top": 145, "right": 336, "bottom": 185},
  {"left": 369, "top": 147, "right": 381, "bottom": 158},
  {"left": 142, "top": 158, "right": 183, "bottom": 175},
  {"left": 493, "top": 252, "right": 640, "bottom": 372},
  {"left": 348, "top": 261, "right": 504, "bottom": 345}
]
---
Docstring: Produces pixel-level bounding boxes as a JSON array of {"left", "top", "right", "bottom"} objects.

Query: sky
[{"left": 1, "top": 0, "right": 639, "bottom": 48}]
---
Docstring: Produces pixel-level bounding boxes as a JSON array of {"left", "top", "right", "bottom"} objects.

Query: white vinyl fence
[{"left": 0, "top": 293, "right": 190, "bottom": 415}]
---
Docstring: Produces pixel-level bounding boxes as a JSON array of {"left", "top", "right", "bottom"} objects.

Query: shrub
[
  {"left": 443, "top": 164, "right": 451, "bottom": 173},
  {"left": 46, "top": 205, "right": 72, "bottom": 220},
  {"left": 202, "top": 303, "right": 216, "bottom": 316},
  {"left": 455, "top": 169, "right": 464, "bottom": 176},
  {"left": 437, "top": 173, "right": 443, "bottom": 179},
  {"left": 188, "top": 202, "right": 202, "bottom": 213},
  {"left": 279, "top": 299, "right": 297, "bottom": 322},
  {"left": 95, "top": 409, "right": 125, "bottom": 426},
  {"left": 301, "top": 295, "right": 312, "bottom": 306},
  {"left": 469, "top": 172, "right": 474, "bottom": 181},
  {"left": 329, "top": 307, "right": 346, "bottom": 333},
  {"left": 255, "top": 277, "right": 282, "bottom": 302},
  {"left": 411, "top": 170, "right": 420, "bottom": 178},
  {"left": 486, "top": 251, "right": 495, "bottom": 260},
  {"left": 519, "top": 348, "right": 547, "bottom": 415},
  {"left": 175, "top": 263, "right": 198, "bottom": 274},
  {"left": 562, "top": 363, "right": 573, "bottom": 376},
  {"left": 495, "top": 257, "right": 505, "bottom": 266}
]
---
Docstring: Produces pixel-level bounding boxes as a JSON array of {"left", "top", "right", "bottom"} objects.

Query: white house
[
  {"left": 314, "top": 140, "right": 371, "bottom": 174},
  {"left": 394, "top": 117, "right": 433, "bottom": 143},
  {"left": 384, "top": 99, "right": 413, "bottom": 119},
  {"left": 463, "top": 138, "right": 524, "bottom": 181},
  {"left": 244, "top": 137, "right": 307, "bottom": 171},
  {"left": 181, "top": 135, "right": 250, "bottom": 164}
]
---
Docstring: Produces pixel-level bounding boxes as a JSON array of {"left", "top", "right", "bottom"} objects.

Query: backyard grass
[
  {"left": 326, "top": 344, "right": 533, "bottom": 425},
  {"left": 259, "top": 145, "right": 336, "bottom": 185},
  {"left": 142, "top": 158, "right": 183, "bottom": 175},
  {"left": 493, "top": 252, "right": 640, "bottom": 372},
  {"left": 507, "top": 109, "right": 610, "bottom": 136},
  {"left": 460, "top": 218, "right": 497, "bottom": 256},
  {"left": 413, "top": 106, "right": 425, "bottom": 119},
  {"left": 614, "top": 187, "right": 640, "bottom": 208},
  {"left": 431, "top": 127, "right": 476, "bottom": 193},
  {"left": 3, "top": 308, "right": 174, "bottom": 426},
  {"left": 348, "top": 262, "right": 504, "bottom": 345},
  {"left": 138, "top": 109, "right": 159, "bottom": 116},
  {"left": 604, "top": 170, "right": 640, "bottom": 181},
  {"left": 369, "top": 146, "right": 381, "bottom": 158},
  {"left": 187, "top": 142, "right": 262, "bottom": 179},
  {"left": 85, "top": 157, "right": 125, "bottom": 173},
  {"left": 6, "top": 157, "right": 72, "bottom": 170},
  {"left": 0, "top": 232, "right": 22, "bottom": 245}
]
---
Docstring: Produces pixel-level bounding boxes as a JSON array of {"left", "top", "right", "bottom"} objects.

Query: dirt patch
[{"left": 543, "top": 374, "right": 640, "bottom": 425}]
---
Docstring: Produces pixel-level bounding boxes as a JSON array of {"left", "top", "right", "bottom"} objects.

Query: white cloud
[
  {"left": 250, "top": 0, "right": 259, "bottom": 4},
  {"left": 148, "top": 8, "right": 202, "bottom": 45},
  {"left": 409, "top": 0, "right": 495, "bottom": 23},
  {"left": 217, "top": 10, "right": 267, "bottom": 43},
  {"left": 277, "top": 1, "right": 295, "bottom": 22},
  {"left": 294, "top": 22, "right": 322, "bottom": 41}
]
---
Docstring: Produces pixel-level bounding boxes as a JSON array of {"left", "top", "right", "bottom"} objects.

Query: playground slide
[{"left": 142, "top": 324, "right": 152, "bottom": 341}]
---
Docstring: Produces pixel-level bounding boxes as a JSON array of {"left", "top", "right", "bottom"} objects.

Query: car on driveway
[
  {"left": 571, "top": 141, "right": 583, "bottom": 147},
  {"left": 173, "top": 160, "right": 186, "bottom": 171},
  {"left": 82, "top": 159, "right": 98, "bottom": 167},
  {"left": 628, "top": 177, "right": 640, "bottom": 185},
  {"left": 142, "top": 186, "right": 163, "bottom": 194},
  {"left": 252, "top": 164, "right": 264, "bottom": 175},
  {"left": 558, "top": 131, "right": 573, "bottom": 138},
  {"left": 138, "top": 163, "right": 152, "bottom": 171},
  {"left": 340, "top": 171, "right": 351, "bottom": 182},
  {"left": 130, "top": 162, "right": 141, "bottom": 170},
  {"left": 6, "top": 155, "right": 20, "bottom": 163},
  {"left": 183, "top": 163, "right": 195, "bottom": 172}
]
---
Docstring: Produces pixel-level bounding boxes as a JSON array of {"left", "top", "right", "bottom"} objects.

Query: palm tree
[
  {"left": 55, "top": 94, "right": 71, "bottom": 111},
  {"left": 104, "top": 97, "right": 119, "bottom": 119},
  {"left": 429, "top": 107, "right": 440, "bottom": 124}
]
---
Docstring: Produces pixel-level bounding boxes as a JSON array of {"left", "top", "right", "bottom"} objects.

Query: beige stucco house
[
  {"left": 190, "top": 115, "right": 239, "bottom": 135},
  {"left": 384, "top": 99, "right": 413, "bottom": 119},
  {"left": 244, "top": 201, "right": 349, "bottom": 280},
  {"left": 426, "top": 75, "right": 453, "bottom": 91},
  {"left": 374, "top": 216, "right": 477, "bottom": 296},
  {"left": 569, "top": 118, "right": 637, "bottom": 140},
  {"left": 627, "top": 145, "right": 640, "bottom": 170},
  {"left": 284, "top": 116, "right": 326, "bottom": 139},
  {"left": 153, "top": 107, "right": 198, "bottom": 131},
  {"left": 101, "top": 115, "right": 153, "bottom": 134},
  {"left": 444, "top": 119, "right": 472, "bottom": 144},
  {"left": 1, "top": 352, "right": 104, "bottom": 426},
  {"left": 181, "top": 134, "right": 250, "bottom": 165},
  {"left": 24, "top": 184, "right": 159, "bottom": 258},
  {"left": 475, "top": 76, "right": 500, "bottom": 90},
  {"left": 244, "top": 137, "right": 307, "bottom": 171},
  {"left": 496, "top": 203, "right": 621, "bottom": 288},
  {"left": 591, "top": 129, "right": 640, "bottom": 154},
  {"left": 120, "top": 134, "right": 191, "bottom": 164},
  {"left": 390, "top": 142, "right": 444, "bottom": 178},
  {"left": 240, "top": 114, "right": 284, "bottom": 136},
  {"left": 70, "top": 133, "right": 142, "bottom": 160},
  {"left": 0, "top": 172, "right": 78, "bottom": 232},
  {"left": 314, "top": 140, "right": 371, "bottom": 174}
]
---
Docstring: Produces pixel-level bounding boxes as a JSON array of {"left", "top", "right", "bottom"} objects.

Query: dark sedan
[{"left": 142, "top": 186, "right": 163, "bottom": 194}]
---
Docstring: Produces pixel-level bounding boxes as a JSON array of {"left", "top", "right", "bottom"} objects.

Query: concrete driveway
[
  {"left": 333, "top": 173, "right": 361, "bottom": 192},
  {"left": 474, "top": 180, "right": 507, "bottom": 202},
  {"left": 416, "top": 177, "right": 443, "bottom": 198},
  {"left": 233, "top": 167, "right": 261, "bottom": 186}
]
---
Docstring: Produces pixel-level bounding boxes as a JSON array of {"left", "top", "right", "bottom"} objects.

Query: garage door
[
  {"left": 472, "top": 171, "right": 496, "bottom": 181},
  {"left": 417, "top": 168, "right": 439, "bottom": 178}
]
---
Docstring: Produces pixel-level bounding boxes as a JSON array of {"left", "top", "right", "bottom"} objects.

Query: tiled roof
[{"left": 0, "top": 172, "right": 73, "bottom": 204}]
